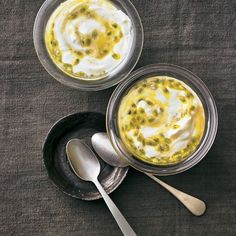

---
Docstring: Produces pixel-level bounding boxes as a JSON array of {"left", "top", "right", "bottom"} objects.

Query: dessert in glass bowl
[
  {"left": 106, "top": 64, "right": 218, "bottom": 175},
  {"left": 34, "top": 0, "right": 143, "bottom": 90}
]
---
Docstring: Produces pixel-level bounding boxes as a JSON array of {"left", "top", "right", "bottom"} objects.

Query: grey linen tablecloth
[{"left": 1, "top": 0, "right": 236, "bottom": 235}]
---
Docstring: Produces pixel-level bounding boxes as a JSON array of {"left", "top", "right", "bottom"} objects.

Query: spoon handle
[
  {"left": 93, "top": 179, "right": 137, "bottom": 236},
  {"left": 145, "top": 173, "right": 206, "bottom": 216}
]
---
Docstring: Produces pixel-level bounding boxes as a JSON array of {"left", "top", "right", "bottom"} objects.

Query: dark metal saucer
[{"left": 43, "top": 112, "right": 129, "bottom": 200}]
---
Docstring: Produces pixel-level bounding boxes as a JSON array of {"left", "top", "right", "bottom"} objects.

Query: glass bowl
[
  {"left": 33, "top": 0, "right": 143, "bottom": 91},
  {"left": 106, "top": 64, "right": 218, "bottom": 176}
]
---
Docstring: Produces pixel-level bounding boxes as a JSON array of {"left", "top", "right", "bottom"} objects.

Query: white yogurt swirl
[{"left": 45, "top": 0, "right": 133, "bottom": 80}]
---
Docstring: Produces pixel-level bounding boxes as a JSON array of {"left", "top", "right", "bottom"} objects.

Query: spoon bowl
[
  {"left": 66, "top": 139, "right": 100, "bottom": 181},
  {"left": 92, "top": 133, "right": 128, "bottom": 168}
]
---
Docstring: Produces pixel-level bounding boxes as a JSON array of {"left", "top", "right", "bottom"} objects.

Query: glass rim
[
  {"left": 33, "top": 0, "right": 144, "bottom": 91},
  {"left": 106, "top": 63, "right": 218, "bottom": 176}
]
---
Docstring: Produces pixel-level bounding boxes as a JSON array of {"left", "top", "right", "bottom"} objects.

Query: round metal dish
[{"left": 43, "top": 112, "right": 129, "bottom": 200}]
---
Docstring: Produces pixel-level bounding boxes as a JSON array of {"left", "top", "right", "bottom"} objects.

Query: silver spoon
[
  {"left": 92, "top": 133, "right": 206, "bottom": 216},
  {"left": 66, "top": 139, "right": 137, "bottom": 236}
]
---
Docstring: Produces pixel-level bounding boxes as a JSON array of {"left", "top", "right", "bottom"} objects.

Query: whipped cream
[
  {"left": 45, "top": 0, "right": 133, "bottom": 80},
  {"left": 118, "top": 76, "right": 206, "bottom": 165}
]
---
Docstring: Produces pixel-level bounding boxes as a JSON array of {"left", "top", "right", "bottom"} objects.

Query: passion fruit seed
[
  {"left": 142, "top": 139, "right": 146, "bottom": 146},
  {"left": 158, "top": 146, "right": 165, "bottom": 152},
  {"left": 114, "top": 36, "right": 119, "bottom": 42},
  {"left": 179, "top": 96, "right": 186, "bottom": 103},
  {"left": 51, "top": 40, "right": 58, "bottom": 46},
  {"left": 74, "top": 58, "right": 80, "bottom": 65},
  {"left": 163, "top": 88, "right": 169, "bottom": 93},
  {"left": 102, "top": 49, "right": 108, "bottom": 54},
  {"left": 86, "top": 49, "right": 92, "bottom": 55},
  {"left": 183, "top": 147, "right": 190, "bottom": 154},
  {"left": 164, "top": 138, "right": 171, "bottom": 144},
  {"left": 133, "top": 130, "right": 139, "bottom": 136},
  {"left": 152, "top": 110, "right": 158, "bottom": 116},
  {"left": 173, "top": 151, "right": 182, "bottom": 160},
  {"left": 163, "top": 144, "right": 170, "bottom": 151},
  {"left": 75, "top": 51, "right": 83, "bottom": 57},
  {"left": 173, "top": 124, "right": 180, "bottom": 129},
  {"left": 129, "top": 122, "right": 135, "bottom": 128},
  {"left": 127, "top": 137, "right": 133, "bottom": 143},
  {"left": 148, "top": 118, "right": 155, "bottom": 123},
  {"left": 55, "top": 50, "right": 61, "bottom": 57},
  {"left": 85, "top": 38, "right": 91, "bottom": 46},
  {"left": 69, "top": 12, "right": 78, "bottom": 19},
  {"left": 112, "top": 23, "right": 118, "bottom": 28},
  {"left": 139, "top": 149, "right": 145, "bottom": 154},
  {"left": 137, "top": 135, "right": 143, "bottom": 142},
  {"left": 146, "top": 140, "right": 156, "bottom": 146},
  {"left": 112, "top": 53, "right": 120, "bottom": 60},
  {"left": 81, "top": 40, "right": 85, "bottom": 46},
  {"left": 154, "top": 138, "right": 160, "bottom": 143},
  {"left": 191, "top": 137, "right": 197, "bottom": 143},
  {"left": 140, "top": 119, "right": 146, "bottom": 125},
  {"left": 76, "top": 72, "right": 86, "bottom": 77},
  {"left": 138, "top": 88, "right": 143, "bottom": 93},
  {"left": 92, "top": 30, "right": 98, "bottom": 39},
  {"left": 138, "top": 108, "right": 145, "bottom": 114},
  {"left": 80, "top": 6, "right": 86, "bottom": 13},
  {"left": 86, "top": 11, "right": 95, "bottom": 18},
  {"left": 186, "top": 92, "right": 194, "bottom": 98},
  {"left": 131, "top": 145, "right": 138, "bottom": 150},
  {"left": 64, "top": 64, "right": 72, "bottom": 72},
  {"left": 147, "top": 101, "right": 153, "bottom": 106},
  {"left": 124, "top": 125, "right": 129, "bottom": 130}
]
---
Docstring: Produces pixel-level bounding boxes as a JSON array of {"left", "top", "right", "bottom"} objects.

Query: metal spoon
[
  {"left": 92, "top": 133, "right": 206, "bottom": 216},
  {"left": 66, "top": 139, "right": 137, "bottom": 236}
]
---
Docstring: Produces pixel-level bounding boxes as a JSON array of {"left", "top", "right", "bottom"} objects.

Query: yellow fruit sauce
[
  {"left": 118, "top": 76, "right": 206, "bottom": 165},
  {"left": 44, "top": 0, "right": 133, "bottom": 80}
]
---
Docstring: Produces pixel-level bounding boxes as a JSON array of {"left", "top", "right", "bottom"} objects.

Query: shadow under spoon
[
  {"left": 92, "top": 133, "right": 206, "bottom": 216},
  {"left": 66, "top": 139, "right": 137, "bottom": 236}
]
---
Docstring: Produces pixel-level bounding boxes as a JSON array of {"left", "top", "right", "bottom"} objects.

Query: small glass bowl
[
  {"left": 106, "top": 64, "right": 218, "bottom": 176},
  {"left": 33, "top": 0, "right": 143, "bottom": 91}
]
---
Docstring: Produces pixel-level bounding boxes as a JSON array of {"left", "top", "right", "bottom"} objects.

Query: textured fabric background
[{"left": 1, "top": 0, "right": 236, "bottom": 235}]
